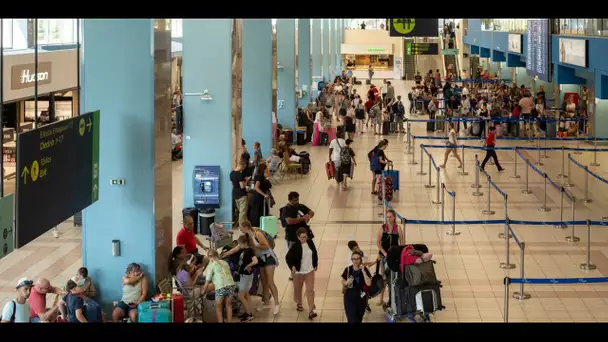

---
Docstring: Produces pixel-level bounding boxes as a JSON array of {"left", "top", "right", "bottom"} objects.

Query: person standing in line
[
  {"left": 285, "top": 227, "right": 319, "bottom": 320},
  {"left": 235, "top": 235, "right": 258, "bottom": 322},
  {"left": 329, "top": 131, "right": 347, "bottom": 185},
  {"left": 392, "top": 95, "right": 406, "bottom": 133},
  {"left": 370, "top": 99, "right": 383, "bottom": 135},
  {"left": 368, "top": 140, "right": 389, "bottom": 195},
  {"left": 385, "top": 81, "right": 395, "bottom": 107},
  {"left": 368, "top": 65, "right": 374, "bottom": 83},
  {"left": 341, "top": 251, "right": 372, "bottom": 323},
  {"left": 440, "top": 123, "right": 463, "bottom": 169},
  {"left": 375, "top": 210, "right": 404, "bottom": 307},
  {"left": 355, "top": 100, "right": 366, "bottom": 134},
  {"left": 1, "top": 278, "right": 33, "bottom": 323},
  {"left": 380, "top": 80, "right": 388, "bottom": 106},
  {"left": 518, "top": 93, "right": 535, "bottom": 138},
  {"left": 339, "top": 139, "right": 356, "bottom": 191},
  {"left": 231, "top": 159, "right": 249, "bottom": 227},
  {"left": 480, "top": 126, "right": 505, "bottom": 172}
]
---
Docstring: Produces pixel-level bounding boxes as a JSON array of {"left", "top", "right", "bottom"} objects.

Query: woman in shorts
[
  {"left": 236, "top": 235, "right": 258, "bottom": 322},
  {"left": 201, "top": 249, "right": 237, "bottom": 323},
  {"left": 440, "top": 122, "right": 463, "bottom": 169}
]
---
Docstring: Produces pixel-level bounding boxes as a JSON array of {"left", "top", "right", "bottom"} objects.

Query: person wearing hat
[{"left": 1, "top": 278, "right": 33, "bottom": 323}]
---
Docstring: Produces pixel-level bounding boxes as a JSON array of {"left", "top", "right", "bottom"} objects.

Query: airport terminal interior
[{"left": 1, "top": 18, "right": 608, "bottom": 323}]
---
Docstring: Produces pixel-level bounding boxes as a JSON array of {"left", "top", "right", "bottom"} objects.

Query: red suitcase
[
  {"left": 377, "top": 174, "right": 394, "bottom": 201},
  {"left": 171, "top": 294, "right": 185, "bottom": 323},
  {"left": 325, "top": 161, "right": 335, "bottom": 179}
]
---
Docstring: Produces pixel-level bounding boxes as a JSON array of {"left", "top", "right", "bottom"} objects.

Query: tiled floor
[{"left": 2, "top": 79, "right": 608, "bottom": 322}]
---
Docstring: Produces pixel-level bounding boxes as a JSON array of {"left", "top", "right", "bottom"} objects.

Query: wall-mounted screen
[
  {"left": 508, "top": 34, "right": 522, "bottom": 54},
  {"left": 526, "top": 19, "right": 551, "bottom": 82},
  {"left": 559, "top": 38, "right": 587, "bottom": 68}
]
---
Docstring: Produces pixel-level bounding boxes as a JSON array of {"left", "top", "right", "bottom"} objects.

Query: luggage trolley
[{"left": 207, "top": 222, "right": 234, "bottom": 250}]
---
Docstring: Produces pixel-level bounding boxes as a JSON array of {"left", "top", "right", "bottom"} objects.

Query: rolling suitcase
[
  {"left": 382, "top": 121, "right": 390, "bottom": 135},
  {"left": 377, "top": 174, "right": 394, "bottom": 201},
  {"left": 325, "top": 161, "right": 335, "bottom": 179},
  {"left": 426, "top": 120, "right": 435, "bottom": 132},
  {"left": 138, "top": 301, "right": 172, "bottom": 323},
  {"left": 384, "top": 165, "right": 399, "bottom": 191},
  {"left": 390, "top": 275, "right": 416, "bottom": 316},
  {"left": 260, "top": 199, "right": 278, "bottom": 238},
  {"left": 413, "top": 282, "right": 444, "bottom": 314},
  {"left": 83, "top": 298, "right": 103, "bottom": 322},
  {"left": 435, "top": 115, "right": 445, "bottom": 132},
  {"left": 299, "top": 152, "right": 311, "bottom": 174}
]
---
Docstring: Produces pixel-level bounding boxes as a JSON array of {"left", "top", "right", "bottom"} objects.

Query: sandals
[
  {"left": 308, "top": 311, "right": 318, "bottom": 320},
  {"left": 297, "top": 304, "right": 304, "bottom": 312}
]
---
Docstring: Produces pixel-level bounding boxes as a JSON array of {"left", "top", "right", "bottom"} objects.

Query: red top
[
  {"left": 176, "top": 227, "right": 197, "bottom": 253},
  {"left": 486, "top": 131, "right": 496, "bottom": 147},
  {"left": 512, "top": 105, "right": 520, "bottom": 117}
]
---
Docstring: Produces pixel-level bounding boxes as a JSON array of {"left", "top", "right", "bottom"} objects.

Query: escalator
[
  {"left": 404, "top": 54, "right": 416, "bottom": 80},
  {"left": 441, "top": 33, "right": 459, "bottom": 79}
]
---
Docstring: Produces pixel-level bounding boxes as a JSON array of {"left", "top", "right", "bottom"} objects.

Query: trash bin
[
  {"left": 296, "top": 130, "right": 306, "bottom": 145},
  {"left": 199, "top": 209, "right": 216, "bottom": 236}
]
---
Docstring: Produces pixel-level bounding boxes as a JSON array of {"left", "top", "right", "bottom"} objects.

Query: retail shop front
[
  {"left": 2, "top": 48, "right": 78, "bottom": 182},
  {"left": 341, "top": 44, "right": 394, "bottom": 80}
]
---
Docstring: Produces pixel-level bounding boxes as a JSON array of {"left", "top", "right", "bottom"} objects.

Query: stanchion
[
  {"left": 563, "top": 154, "right": 574, "bottom": 188},
  {"left": 425, "top": 156, "right": 435, "bottom": 189},
  {"left": 498, "top": 195, "right": 512, "bottom": 239},
  {"left": 382, "top": 173, "right": 387, "bottom": 224},
  {"left": 482, "top": 176, "right": 495, "bottom": 215},
  {"left": 554, "top": 187, "right": 568, "bottom": 229},
  {"left": 503, "top": 277, "right": 510, "bottom": 323},
  {"left": 541, "top": 139, "right": 549, "bottom": 159},
  {"left": 440, "top": 183, "right": 445, "bottom": 222},
  {"left": 511, "top": 147, "right": 520, "bottom": 179},
  {"left": 406, "top": 123, "right": 412, "bottom": 155},
  {"left": 558, "top": 147, "right": 568, "bottom": 179},
  {"left": 566, "top": 197, "right": 580, "bottom": 243},
  {"left": 500, "top": 218, "right": 515, "bottom": 269},
  {"left": 538, "top": 173, "right": 551, "bottom": 212},
  {"left": 446, "top": 191, "right": 460, "bottom": 236},
  {"left": 401, "top": 218, "right": 407, "bottom": 244},
  {"left": 535, "top": 138, "right": 544, "bottom": 166},
  {"left": 417, "top": 146, "right": 426, "bottom": 175},
  {"left": 432, "top": 167, "right": 442, "bottom": 204},
  {"left": 574, "top": 138, "right": 582, "bottom": 155},
  {"left": 580, "top": 219, "right": 597, "bottom": 270},
  {"left": 512, "top": 242, "right": 531, "bottom": 300},
  {"left": 581, "top": 167, "right": 592, "bottom": 203},
  {"left": 590, "top": 138, "right": 600, "bottom": 167},
  {"left": 521, "top": 162, "right": 533, "bottom": 194},
  {"left": 408, "top": 141, "right": 418, "bottom": 165},
  {"left": 472, "top": 156, "right": 483, "bottom": 196},
  {"left": 459, "top": 146, "right": 468, "bottom": 176}
]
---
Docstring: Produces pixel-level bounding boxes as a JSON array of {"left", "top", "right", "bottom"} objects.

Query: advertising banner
[
  {"left": 559, "top": 38, "right": 587, "bottom": 68},
  {"left": 508, "top": 34, "right": 522, "bottom": 54},
  {"left": 390, "top": 19, "right": 439, "bottom": 37}
]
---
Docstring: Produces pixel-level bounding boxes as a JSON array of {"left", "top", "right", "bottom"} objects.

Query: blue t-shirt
[
  {"left": 63, "top": 293, "right": 84, "bottom": 323},
  {"left": 1, "top": 299, "right": 30, "bottom": 323}
]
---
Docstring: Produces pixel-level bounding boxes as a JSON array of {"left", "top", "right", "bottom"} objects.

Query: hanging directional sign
[
  {"left": 405, "top": 43, "right": 439, "bottom": 56},
  {"left": 16, "top": 110, "right": 100, "bottom": 247},
  {"left": 390, "top": 18, "right": 439, "bottom": 37}
]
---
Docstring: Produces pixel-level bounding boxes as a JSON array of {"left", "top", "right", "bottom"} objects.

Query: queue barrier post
[
  {"left": 408, "top": 140, "right": 418, "bottom": 165},
  {"left": 459, "top": 145, "right": 468, "bottom": 176},
  {"left": 417, "top": 145, "right": 426, "bottom": 175},
  {"left": 425, "top": 153, "right": 435, "bottom": 189},
  {"left": 440, "top": 183, "right": 445, "bottom": 222},
  {"left": 535, "top": 138, "right": 544, "bottom": 166},
  {"left": 558, "top": 146, "right": 568, "bottom": 179},
  {"left": 581, "top": 166, "right": 593, "bottom": 203},
  {"left": 566, "top": 196, "right": 580, "bottom": 243},
  {"left": 382, "top": 172, "right": 387, "bottom": 224},
  {"left": 511, "top": 147, "right": 520, "bottom": 179},
  {"left": 446, "top": 191, "right": 460, "bottom": 236},
  {"left": 521, "top": 160, "right": 533, "bottom": 195},
  {"left": 541, "top": 139, "right": 549, "bottom": 159},
  {"left": 574, "top": 138, "right": 582, "bottom": 155},
  {"left": 538, "top": 173, "right": 551, "bottom": 212},
  {"left": 432, "top": 167, "right": 442, "bottom": 205},
  {"left": 503, "top": 277, "right": 511, "bottom": 323},
  {"left": 482, "top": 175, "right": 495, "bottom": 216},
  {"left": 498, "top": 194, "right": 512, "bottom": 240},
  {"left": 580, "top": 219, "right": 597, "bottom": 271},
  {"left": 401, "top": 218, "right": 407, "bottom": 245},
  {"left": 406, "top": 123, "right": 412, "bottom": 154},
  {"left": 563, "top": 154, "right": 574, "bottom": 188},
  {"left": 512, "top": 242, "right": 531, "bottom": 300},
  {"left": 591, "top": 138, "right": 600, "bottom": 167},
  {"left": 500, "top": 218, "right": 515, "bottom": 269},
  {"left": 554, "top": 187, "right": 568, "bottom": 229},
  {"left": 471, "top": 155, "right": 483, "bottom": 196}
]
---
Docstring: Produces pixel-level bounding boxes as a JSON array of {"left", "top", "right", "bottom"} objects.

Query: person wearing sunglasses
[{"left": 341, "top": 251, "right": 372, "bottom": 323}]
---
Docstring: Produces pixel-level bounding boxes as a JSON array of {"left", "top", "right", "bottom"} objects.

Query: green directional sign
[
  {"left": 390, "top": 18, "right": 439, "bottom": 37},
  {"left": 405, "top": 43, "right": 439, "bottom": 56},
  {"left": 16, "top": 111, "right": 100, "bottom": 247}
]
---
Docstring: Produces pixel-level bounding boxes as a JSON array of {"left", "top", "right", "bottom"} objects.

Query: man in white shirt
[
  {"left": 171, "top": 128, "right": 183, "bottom": 161},
  {"left": 328, "top": 131, "right": 346, "bottom": 183},
  {"left": 1, "top": 278, "right": 33, "bottom": 323}
]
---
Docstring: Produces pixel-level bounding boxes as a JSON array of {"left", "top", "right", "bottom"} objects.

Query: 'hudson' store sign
[{"left": 11, "top": 62, "right": 52, "bottom": 90}]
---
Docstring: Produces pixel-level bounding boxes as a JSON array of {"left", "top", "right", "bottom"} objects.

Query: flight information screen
[{"left": 526, "top": 19, "right": 551, "bottom": 82}]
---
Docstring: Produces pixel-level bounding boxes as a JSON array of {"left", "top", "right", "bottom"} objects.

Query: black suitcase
[
  {"left": 296, "top": 130, "right": 306, "bottom": 145},
  {"left": 411, "top": 282, "right": 444, "bottom": 314},
  {"left": 299, "top": 155, "right": 311, "bottom": 174},
  {"left": 366, "top": 79, "right": 371, "bottom": 85},
  {"left": 426, "top": 121, "right": 435, "bottom": 132},
  {"left": 182, "top": 208, "right": 199, "bottom": 234},
  {"left": 389, "top": 274, "right": 416, "bottom": 316},
  {"left": 382, "top": 121, "right": 390, "bottom": 135},
  {"left": 354, "top": 80, "right": 362, "bottom": 85}
]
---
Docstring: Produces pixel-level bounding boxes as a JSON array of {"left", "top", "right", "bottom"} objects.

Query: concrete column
[
  {"left": 276, "top": 19, "right": 296, "bottom": 133},
  {"left": 182, "top": 19, "right": 234, "bottom": 222},
  {"left": 298, "top": 19, "right": 311, "bottom": 108},
  {"left": 334, "top": 18, "right": 340, "bottom": 76},
  {"left": 242, "top": 19, "right": 272, "bottom": 158},
  {"left": 323, "top": 19, "right": 330, "bottom": 82},
  {"left": 312, "top": 19, "right": 322, "bottom": 80},
  {"left": 81, "top": 19, "right": 173, "bottom": 308}
]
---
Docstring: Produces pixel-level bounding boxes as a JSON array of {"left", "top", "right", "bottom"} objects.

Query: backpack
[
  {"left": 256, "top": 229, "right": 276, "bottom": 250},
  {"left": 340, "top": 146, "right": 352, "bottom": 165},
  {"left": 10, "top": 300, "right": 16, "bottom": 322},
  {"left": 399, "top": 245, "right": 418, "bottom": 273},
  {"left": 368, "top": 148, "right": 381, "bottom": 172}
]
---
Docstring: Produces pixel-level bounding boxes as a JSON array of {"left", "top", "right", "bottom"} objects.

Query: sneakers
[
  {"left": 240, "top": 313, "right": 254, "bottom": 322},
  {"left": 499, "top": 168, "right": 506, "bottom": 173},
  {"left": 273, "top": 304, "right": 280, "bottom": 315},
  {"left": 256, "top": 301, "right": 268, "bottom": 312}
]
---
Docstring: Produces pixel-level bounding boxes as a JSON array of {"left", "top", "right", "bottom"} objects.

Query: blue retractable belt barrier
[
  {"left": 506, "top": 224, "right": 522, "bottom": 249},
  {"left": 418, "top": 143, "right": 608, "bottom": 153},
  {"left": 408, "top": 116, "right": 587, "bottom": 124},
  {"left": 509, "top": 277, "right": 608, "bottom": 285},
  {"left": 413, "top": 135, "right": 607, "bottom": 142},
  {"left": 569, "top": 154, "right": 608, "bottom": 186}
]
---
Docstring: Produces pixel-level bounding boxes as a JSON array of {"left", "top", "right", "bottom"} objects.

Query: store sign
[
  {"left": 508, "top": 34, "right": 522, "bottom": 54},
  {"left": 3, "top": 128, "right": 14, "bottom": 144},
  {"left": 367, "top": 48, "right": 386, "bottom": 53},
  {"left": 16, "top": 111, "right": 100, "bottom": 248},
  {"left": 11, "top": 62, "right": 52, "bottom": 90},
  {"left": 442, "top": 49, "right": 459, "bottom": 55},
  {"left": 559, "top": 38, "right": 587, "bottom": 68},
  {"left": 390, "top": 18, "right": 439, "bottom": 37},
  {"left": 405, "top": 43, "right": 439, "bottom": 56}
]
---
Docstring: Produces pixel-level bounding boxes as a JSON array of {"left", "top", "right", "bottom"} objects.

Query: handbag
[
  {"left": 365, "top": 260, "right": 385, "bottom": 298},
  {"left": 342, "top": 266, "right": 350, "bottom": 295}
]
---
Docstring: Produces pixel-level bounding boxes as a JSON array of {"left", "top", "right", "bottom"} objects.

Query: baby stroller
[{"left": 384, "top": 244, "right": 445, "bottom": 323}]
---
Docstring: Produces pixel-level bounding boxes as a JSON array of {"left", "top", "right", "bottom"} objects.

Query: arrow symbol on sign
[
  {"left": 93, "top": 184, "right": 98, "bottom": 196},
  {"left": 87, "top": 117, "right": 92, "bottom": 132},
  {"left": 21, "top": 166, "right": 29, "bottom": 184}
]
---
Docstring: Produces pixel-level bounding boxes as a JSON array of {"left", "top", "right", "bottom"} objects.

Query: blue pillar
[
  {"left": 323, "top": 19, "right": 330, "bottom": 82},
  {"left": 81, "top": 19, "right": 156, "bottom": 307},
  {"left": 334, "top": 18, "right": 340, "bottom": 76},
  {"left": 298, "top": 19, "right": 311, "bottom": 108},
  {"left": 243, "top": 19, "right": 272, "bottom": 158},
  {"left": 312, "top": 19, "right": 322, "bottom": 80},
  {"left": 182, "top": 19, "right": 233, "bottom": 223},
  {"left": 277, "top": 19, "right": 296, "bottom": 132}
]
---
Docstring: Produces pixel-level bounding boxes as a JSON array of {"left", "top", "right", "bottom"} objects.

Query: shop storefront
[
  {"left": 2, "top": 48, "right": 78, "bottom": 179},
  {"left": 342, "top": 44, "right": 394, "bottom": 71}
]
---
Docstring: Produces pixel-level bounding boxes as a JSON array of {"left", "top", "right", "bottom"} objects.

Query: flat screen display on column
[
  {"left": 16, "top": 111, "right": 100, "bottom": 247},
  {"left": 526, "top": 19, "right": 551, "bottom": 82}
]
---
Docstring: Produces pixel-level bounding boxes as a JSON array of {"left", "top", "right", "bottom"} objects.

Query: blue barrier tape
[
  {"left": 419, "top": 144, "right": 608, "bottom": 153},
  {"left": 408, "top": 116, "right": 587, "bottom": 124},
  {"left": 568, "top": 154, "right": 608, "bottom": 186},
  {"left": 445, "top": 190, "right": 455, "bottom": 198},
  {"left": 514, "top": 150, "right": 544, "bottom": 178},
  {"left": 506, "top": 224, "right": 522, "bottom": 249},
  {"left": 431, "top": 156, "right": 438, "bottom": 170},
  {"left": 510, "top": 277, "right": 608, "bottom": 285},
  {"left": 413, "top": 135, "right": 605, "bottom": 142},
  {"left": 487, "top": 177, "right": 507, "bottom": 197}
]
